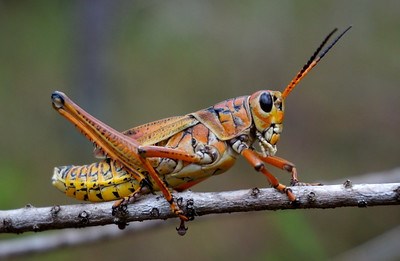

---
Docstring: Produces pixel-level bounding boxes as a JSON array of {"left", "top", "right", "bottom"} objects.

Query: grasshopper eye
[{"left": 259, "top": 92, "right": 273, "bottom": 112}]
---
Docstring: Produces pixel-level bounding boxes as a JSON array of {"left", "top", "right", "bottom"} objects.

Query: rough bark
[{"left": 1, "top": 183, "right": 399, "bottom": 234}]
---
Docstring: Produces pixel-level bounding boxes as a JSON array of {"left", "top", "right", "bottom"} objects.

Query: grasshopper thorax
[{"left": 249, "top": 90, "right": 284, "bottom": 156}]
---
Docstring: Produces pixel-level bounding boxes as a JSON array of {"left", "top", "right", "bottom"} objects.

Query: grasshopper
[{"left": 51, "top": 26, "right": 351, "bottom": 235}]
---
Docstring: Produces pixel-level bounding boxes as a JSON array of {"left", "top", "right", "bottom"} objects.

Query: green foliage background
[{"left": 0, "top": 1, "right": 399, "bottom": 260}]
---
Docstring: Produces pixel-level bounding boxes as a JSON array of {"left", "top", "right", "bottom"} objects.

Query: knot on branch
[
  {"left": 78, "top": 211, "right": 90, "bottom": 225},
  {"left": 307, "top": 191, "right": 316, "bottom": 203}
]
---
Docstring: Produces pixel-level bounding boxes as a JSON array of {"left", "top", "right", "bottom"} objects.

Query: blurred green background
[{"left": 1, "top": 1, "right": 399, "bottom": 260}]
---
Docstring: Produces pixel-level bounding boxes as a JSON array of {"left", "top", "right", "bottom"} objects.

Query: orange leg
[
  {"left": 241, "top": 148, "right": 296, "bottom": 202},
  {"left": 111, "top": 169, "right": 189, "bottom": 235},
  {"left": 260, "top": 155, "right": 321, "bottom": 186},
  {"left": 142, "top": 157, "right": 188, "bottom": 219},
  {"left": 110, "top": 155, "right": 189, "bottom": 226}
]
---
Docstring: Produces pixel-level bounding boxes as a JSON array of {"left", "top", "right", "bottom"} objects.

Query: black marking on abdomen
[{"left": 112, "top": 191, "right": 120, "bottom": 198}]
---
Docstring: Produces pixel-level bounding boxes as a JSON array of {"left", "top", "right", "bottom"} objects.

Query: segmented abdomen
[{"left": 52, "top": 160, "right": 140, "bottom": 201}]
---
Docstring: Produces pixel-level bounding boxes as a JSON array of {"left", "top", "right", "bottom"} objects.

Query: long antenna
[{"left": 281, "top": 26, "right": 352, "bottom": 99}]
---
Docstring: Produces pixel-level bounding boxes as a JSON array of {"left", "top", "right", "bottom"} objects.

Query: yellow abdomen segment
[{"left": 52, "top": 160, "right": 140, "bottom": 201}]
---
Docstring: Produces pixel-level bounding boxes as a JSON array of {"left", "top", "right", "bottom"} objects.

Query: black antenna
[{"left": 282, "top": 26, "right": 352, "bottom": 99}]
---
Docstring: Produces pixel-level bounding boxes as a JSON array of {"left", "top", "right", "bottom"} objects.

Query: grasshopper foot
[
  {"left": 112, "top": 185, "right": 149, "bottom": 216},
  {"left": 112, "top": 198, "right": 129, "bottom": 216},
  {"left": 176, "top": 219, "right": 188, "bottom": 236}
]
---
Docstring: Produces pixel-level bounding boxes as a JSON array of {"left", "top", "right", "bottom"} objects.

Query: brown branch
[{"left": 1, "top": 183, "right": 399, "bottom": 235}]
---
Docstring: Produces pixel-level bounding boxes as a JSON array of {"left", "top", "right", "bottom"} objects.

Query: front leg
[
  {"left": 259, "top": 155, "right": 322, "bottom": 186},
  {"left": 241, "top": 148, "right": 296, "bottom": 202}
]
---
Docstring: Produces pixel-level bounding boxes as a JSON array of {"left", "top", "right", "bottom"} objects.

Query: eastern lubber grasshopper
[{"left": 51, "top": 26, "right": 351, "bottom": 235}]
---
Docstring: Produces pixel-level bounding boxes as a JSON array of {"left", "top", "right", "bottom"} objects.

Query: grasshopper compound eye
[{"left": 259, "top": 92, "right": 273, "bottom": 113}]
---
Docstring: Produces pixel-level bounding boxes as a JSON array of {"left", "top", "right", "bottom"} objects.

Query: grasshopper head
[
  {"left": 249, "top": 90, "right": 284, "bottom": 156},
  {"left": 248, "top": 26, "right": 352, "bottom": 156}
]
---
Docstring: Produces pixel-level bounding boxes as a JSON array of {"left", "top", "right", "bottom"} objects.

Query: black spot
[
  {"left": 125, "top": 129, "right": 137, "bottom": 135},
  {"left": 254, "top": 163, "right": 264, "bottom": 171},
  {"left": 213, "top": 107, "right": 225, "bottom": 115},
  {"left": 96, "top": 193, "right": 103, "bottom": 200},
  {"left": 113, "top": 191, "right": 120, "bottom": 198},
  {"left": 206, "top": 107, "right": 216, "bottom": 114},
  {"left": 233, "top": 99, "right": 242, "bottom": 111}
]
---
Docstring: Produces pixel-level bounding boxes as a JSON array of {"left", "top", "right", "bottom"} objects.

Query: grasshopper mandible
[{"left": 51, "top": 26, "right": 351, "bottom": 235}]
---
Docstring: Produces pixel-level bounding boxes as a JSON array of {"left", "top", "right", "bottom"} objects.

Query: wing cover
[{"left": 123, "top": 115, "right": 199, "bottom": 145}]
